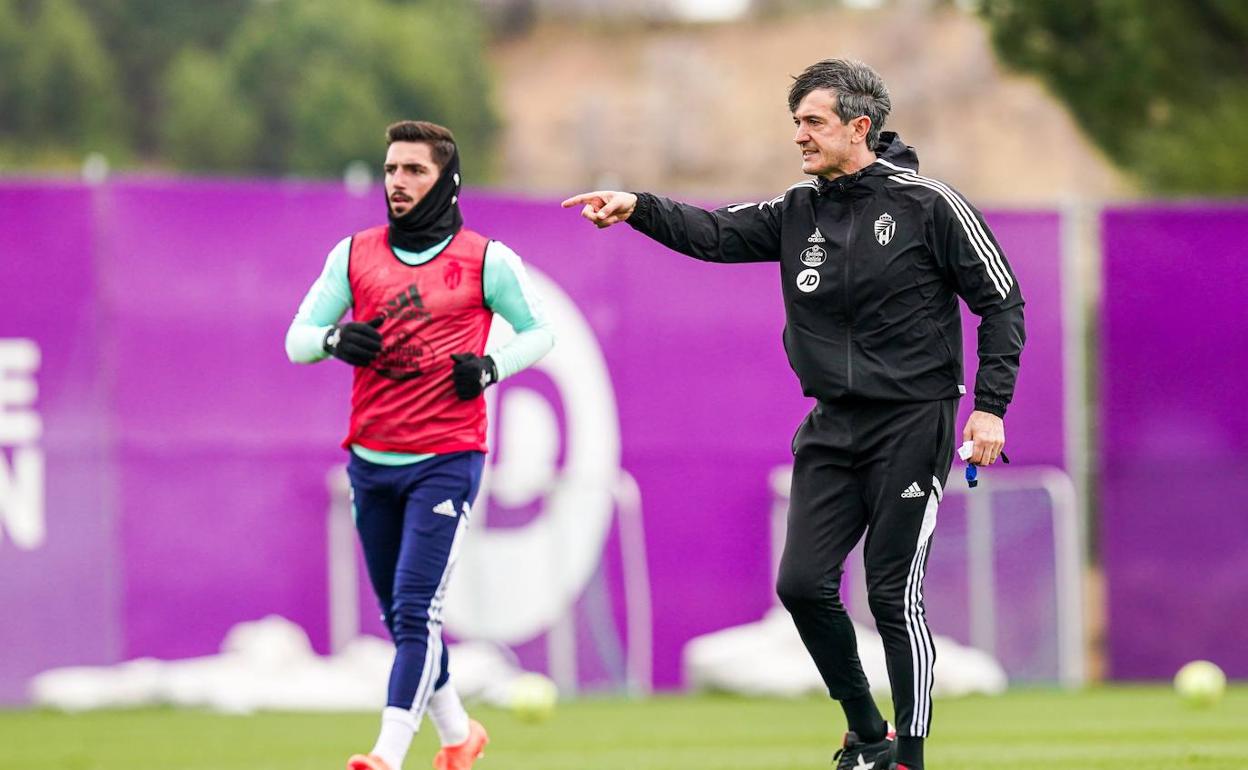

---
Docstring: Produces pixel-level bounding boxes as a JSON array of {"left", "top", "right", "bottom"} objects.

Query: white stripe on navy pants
[{"left": 776, "top": 398, "right": 956, "bottom": 738}]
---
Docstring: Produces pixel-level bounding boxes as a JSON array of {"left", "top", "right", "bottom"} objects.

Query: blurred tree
[
  {"left": 979, "top": 0, "right": 1248, "bottom": 195},
  {"left": 158, "top": 50, "right": 261, "bottom": 172},
  {"left": 81, "top": 0, "right": 251, "bottom": 156},
  {"left": 1, "top": 0, "right": 498, "bottom": 178},
  {"left": 0, "top": 0, "right": 125, "bottom": 163},
  {"left": 162, "top": 0, "right": 500, "bottom": 180}
]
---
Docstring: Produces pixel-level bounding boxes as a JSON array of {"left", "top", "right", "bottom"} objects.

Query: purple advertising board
[
  {"left": 1101, "top": 204, "right": 1248, "bottom": 679},
  {"left": 0, "top": 185, "right": 122, "bottom": 703},
  {"left": 0, "top": 180, "right": 1067, "bottom": 701}
]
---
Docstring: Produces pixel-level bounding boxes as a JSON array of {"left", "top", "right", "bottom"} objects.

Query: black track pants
[{"left": 776, "top": 398, "right": 957, "bottom": 738}]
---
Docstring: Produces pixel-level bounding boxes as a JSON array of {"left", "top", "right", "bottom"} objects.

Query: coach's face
[
  {"left": 793, "top": 89, "right": 870, "bottom": 179},
  {"left": 384, "top": 141, "right": 441, "bottom": 217}
]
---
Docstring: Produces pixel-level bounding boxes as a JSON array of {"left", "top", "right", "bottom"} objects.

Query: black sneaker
[{"left": 832, "top": 723, "right": 896, "bottom": 770}]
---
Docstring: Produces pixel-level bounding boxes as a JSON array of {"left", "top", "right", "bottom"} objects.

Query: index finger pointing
[{"left": 561, "top": 192, "right": 600, "bottom": 208}]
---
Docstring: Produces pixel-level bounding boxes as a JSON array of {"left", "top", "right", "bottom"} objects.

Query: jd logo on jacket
[{"left": 796, "top": 268, "right": 821, "bottom": 293}]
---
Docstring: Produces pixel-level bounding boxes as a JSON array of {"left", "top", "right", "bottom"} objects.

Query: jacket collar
[{"left": 815, "top": 132, "right": 919, "bottom": 195}]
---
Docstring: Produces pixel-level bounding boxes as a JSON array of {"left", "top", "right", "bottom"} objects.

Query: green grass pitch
[{"left": 1, "top": 686, "right": 1245, "bottom": 769}]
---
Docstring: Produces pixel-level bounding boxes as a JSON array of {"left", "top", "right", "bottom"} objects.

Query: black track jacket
[{"left": 627, "top": 132, "right": 1025, "bottom": 417}]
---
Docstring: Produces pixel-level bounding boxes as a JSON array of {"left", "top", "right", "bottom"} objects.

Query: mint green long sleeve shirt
[{"left": 286, "top": 234, "right": 555, "bottom": 464}]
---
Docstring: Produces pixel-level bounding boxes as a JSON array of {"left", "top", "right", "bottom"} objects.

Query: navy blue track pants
[{"left": 347, "top": 450, "right": 485, "bottom": 713}]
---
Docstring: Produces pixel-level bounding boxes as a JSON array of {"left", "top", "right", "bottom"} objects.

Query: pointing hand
[{"left": 561, "top": 191, "right": 638, "bottom": 228}]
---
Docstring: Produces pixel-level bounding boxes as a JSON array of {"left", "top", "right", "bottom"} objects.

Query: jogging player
[
  {"left": 562, "top": 59, "right": 1024, "bottom": 770},
  {"left": 287, "top": 120, "right": 554, "bottom": 770}
]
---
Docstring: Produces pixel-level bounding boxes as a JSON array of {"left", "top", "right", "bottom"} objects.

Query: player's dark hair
[
  {"left": 385, "top": 120, "right": 457, "bottom": 167},
  {"left": 788, "top": 59, "right": 891, "bottom": 149}
]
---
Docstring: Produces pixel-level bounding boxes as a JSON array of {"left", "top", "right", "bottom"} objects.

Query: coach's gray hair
[{"left": 788, "top": 59, "right": 891, "bottom": 149}]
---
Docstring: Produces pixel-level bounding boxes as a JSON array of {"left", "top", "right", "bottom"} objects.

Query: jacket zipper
[{"left": 843, "top": 202, "right": 855, "bottom": 393}]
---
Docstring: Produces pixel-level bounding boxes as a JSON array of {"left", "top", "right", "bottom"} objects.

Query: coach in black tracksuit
[{"left": 563, "top": 59, "right": 1024, "bottom": 770}]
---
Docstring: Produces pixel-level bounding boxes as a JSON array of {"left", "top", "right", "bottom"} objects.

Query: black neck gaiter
[{"left": 386, "top": 147, "right": 463, "bottom": 252}]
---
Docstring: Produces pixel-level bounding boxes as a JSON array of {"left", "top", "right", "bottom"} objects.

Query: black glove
[
  {"left": 323, "top": 317, "right": 383, "bottom": 367},
  {"left": 450, "top": 353, "right": 497, "bottom": 400}
]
